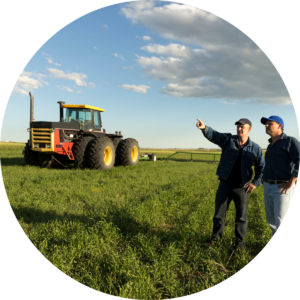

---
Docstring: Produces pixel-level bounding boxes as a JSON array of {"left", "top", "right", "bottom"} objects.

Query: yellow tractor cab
[{"left": 62, "top": 104, "right": 105, "bottom": 132}]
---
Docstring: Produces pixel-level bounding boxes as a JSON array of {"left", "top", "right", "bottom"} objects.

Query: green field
[{"left": 0, "top": 143, "right": 271, "bottom": 299}]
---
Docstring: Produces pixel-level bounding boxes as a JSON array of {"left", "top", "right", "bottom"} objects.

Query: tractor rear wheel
[
  {"left": 117, "top": 138, "right": 139, "bottom": 166},
  {"left": 111, "top": 137, "right": 123, "bottom": 165},
  {"left": 23, "top": 141, "right": 39, "bottom": 166},
  {"left": 88, "top": 138, "right": 115, "bottom": 170},
  {"left": 38, "top": 153, "right": 53, "bottom": 168},
  {"left": 73, "top": 136, "right": 94, "bottom": 169}
]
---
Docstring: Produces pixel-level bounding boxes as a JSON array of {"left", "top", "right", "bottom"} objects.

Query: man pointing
[{"left": 196, "top": 118, "right": 264, "bottom": 249}]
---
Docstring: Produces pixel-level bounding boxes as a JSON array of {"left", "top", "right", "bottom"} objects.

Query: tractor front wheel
[
  {"left": 73, "top": 136, "right": 94, "bottom": 169},
  {"left": 88, "top": 138, "right": 115, "bottom": 170},
  {"left": 117, "top": 138, "right": 139, "bottom": 166},
  {"left": 23, "top": 141, "right": 39, "bottom": 166}
]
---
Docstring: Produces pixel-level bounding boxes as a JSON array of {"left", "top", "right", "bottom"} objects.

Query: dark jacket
[
  {"left": 201, "top": 126, "right": 265, "bottom": 187},
  {"left": 263, "top": 133, "right": 300, "bottom": 180}
]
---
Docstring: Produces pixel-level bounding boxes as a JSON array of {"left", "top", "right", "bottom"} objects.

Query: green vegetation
[{"left": 1, "top": 143, "right": 271, "bottom": 299}]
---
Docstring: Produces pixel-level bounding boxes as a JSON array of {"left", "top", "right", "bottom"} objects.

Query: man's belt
[{"left": 264, "top": 180, "right": 288, "bottom": 184}]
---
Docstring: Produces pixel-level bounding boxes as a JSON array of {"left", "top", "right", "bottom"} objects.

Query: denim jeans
[
  {"left": 211, "top": 181, "right": 249, "bottom": 246},
  {"left": 264, "top": 182, "right": 295, "bottom": 235}
]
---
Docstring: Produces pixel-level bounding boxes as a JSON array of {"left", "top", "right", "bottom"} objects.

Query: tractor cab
[{"left": 62, "top": 104, "right": 105, "bottom": 132}]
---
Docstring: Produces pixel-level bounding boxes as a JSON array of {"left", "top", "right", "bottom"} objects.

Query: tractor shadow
[{"left": 0, "top": 157, "right": 26, "bottom": 167}]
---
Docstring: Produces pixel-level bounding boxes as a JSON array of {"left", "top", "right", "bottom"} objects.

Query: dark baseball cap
[
  {"left": 235, "top": 118, "right": 252, "bottom": 127},
  {"left": 261, "top": 116, "right": 284, "bottom": 128}
]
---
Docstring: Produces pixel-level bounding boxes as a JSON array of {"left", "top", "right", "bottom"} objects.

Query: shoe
[
  {"left": 235, "top": 244, "right": 245, "bottom": 250},
  {"left": 207, "top": 239, "right": 216, "bottom": 247}
]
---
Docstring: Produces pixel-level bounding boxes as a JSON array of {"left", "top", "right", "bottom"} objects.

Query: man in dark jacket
[
  {"left": 261, "top": 116, "right": 300, "bottom": 235},
  {"left": 196, "top": 118, "right": 264, "bottom": 249}
]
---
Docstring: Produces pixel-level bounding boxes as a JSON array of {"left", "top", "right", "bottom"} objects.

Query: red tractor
[{"left": 23, "top": 92, "right": 139, "bottom": 170}]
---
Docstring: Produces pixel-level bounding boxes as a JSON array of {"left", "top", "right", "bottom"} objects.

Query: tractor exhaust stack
[
  {"left": 57, "top": 101, "right": 66, "bottom": 122},
  {"left": 29, "top": 92, "right": 34, "bottom": 124}
]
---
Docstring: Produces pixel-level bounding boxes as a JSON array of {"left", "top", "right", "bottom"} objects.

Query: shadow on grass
[
  {"left": 11, "top": 204, "right": 188, "bottom": 246},
  {"left": 0, "top": 157, "right": 26, "bottom": 166}
]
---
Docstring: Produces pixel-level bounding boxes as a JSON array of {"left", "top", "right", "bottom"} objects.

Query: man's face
[
  {"left": 265, "top": 121, "right": 282, "bottom": 135},
  {"left": 237, "top": 124, "right": 251, "bottom": 138}
]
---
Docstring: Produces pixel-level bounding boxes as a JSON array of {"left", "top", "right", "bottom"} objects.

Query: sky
[
  {"left": 1, "top": 0, "right": 299, "bottom": 149},
  {"left": 1, "top": 1, "right": 300, "bottom": 300}
]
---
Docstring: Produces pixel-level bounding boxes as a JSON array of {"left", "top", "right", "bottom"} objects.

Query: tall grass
[{"left": 1, "top": 143, "right": 271, "bottom": 299}]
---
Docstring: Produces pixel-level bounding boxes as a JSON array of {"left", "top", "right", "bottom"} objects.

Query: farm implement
[
  {"left": 23, "top": 92, "right": 140, "bottom": 170},
  {"left": 140, "top": 153, "right": 157, "bottom": 161}
]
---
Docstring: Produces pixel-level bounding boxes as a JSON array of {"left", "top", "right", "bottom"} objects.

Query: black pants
[{"left": 211, "top": 181, "right": 250, "bottom": 246}]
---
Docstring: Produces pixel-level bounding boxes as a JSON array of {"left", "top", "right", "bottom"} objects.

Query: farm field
[{"left": 0, "top": 143, "right": 271, "bottom": 299}]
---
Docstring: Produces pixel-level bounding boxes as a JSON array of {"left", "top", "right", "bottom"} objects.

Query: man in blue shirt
[
  {"left": 196, "top": 118, "right": 264, "bottom": 249},
  {"left": 261, "top": 116, "right": 300, "bottom": 235}
]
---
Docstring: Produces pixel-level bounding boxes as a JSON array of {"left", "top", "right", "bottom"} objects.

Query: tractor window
[
  {"left": 94, "top": 111, "right": 100, "bottom": 128},
  {"left": 65, "top": 108, "right": 94, "bottom": 130}
]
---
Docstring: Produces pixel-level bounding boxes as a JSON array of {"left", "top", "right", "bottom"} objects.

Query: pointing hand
[{"left": 196, "top": 119, "right": 206, "bottom": 130}]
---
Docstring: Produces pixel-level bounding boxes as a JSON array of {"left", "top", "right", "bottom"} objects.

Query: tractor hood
[{"left": 30, "top": 121, "right": 80, "bottom": 130}]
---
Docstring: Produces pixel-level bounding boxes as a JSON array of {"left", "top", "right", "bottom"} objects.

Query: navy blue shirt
[{"left": 263, "top": 133, "right": 300, "bottom": 181}]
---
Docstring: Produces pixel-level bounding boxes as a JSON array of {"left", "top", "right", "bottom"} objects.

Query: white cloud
[
  {"left": 122, "top": 66, "right": 135, "bottom": 71},
  {"left": 220, "top": 101, "right": 237, "bottom": 105},
  {"left": 12, "top": 71, "right": 48, "bottom": 96},
  {"left": 119, "top": 84, "right": 150, "bottom": 94},
  {"left": 88, "top": 82, "right": 96, "bottom": 88},
  {"left": 45, "top": 68, "right": 87, "bottom": 86},
  {"left": 94, "top": 47, "right": 97, "bottom": 50},
  {"left": 113, "top": 53, "right": 126, "bottom": 60},
  {"left": 121, "top": 1, "right": 291, "bottom": 105},
  {"left": 143, "top": 36, "right": 154, "bottom": 42},
  {"left": 56, "top": 85, "right": 74, "bottom": 93},
  {"left": 141, "top": 43, "right": 192, "bottom": 58},
  {"left": 45, "top": 57, "right": 61, "bottom": 66},
  {"left": 102, "top": 24, "right": 108, "bottom": 28}
]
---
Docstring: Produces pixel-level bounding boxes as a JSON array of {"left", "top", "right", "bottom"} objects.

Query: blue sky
[{"left": 1, "top": 0, "right": 299, "bottom": 150}]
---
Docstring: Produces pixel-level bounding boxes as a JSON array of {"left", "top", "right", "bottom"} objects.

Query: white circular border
[{"left": 1, "top": 1, "right": 299, "bottom": 299}]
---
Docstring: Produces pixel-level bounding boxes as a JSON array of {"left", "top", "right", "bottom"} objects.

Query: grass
[{"left": 0, "top": 143, "right": 271, "bottom": 299}]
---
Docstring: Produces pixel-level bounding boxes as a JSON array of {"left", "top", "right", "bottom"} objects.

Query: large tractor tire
[
  {"left": 88, "top": 137, "right": 115, "bottom": 170},
  {"left": 23, "top": 142, "right": 39, "bottom": 166},
  {"left": 111, "top": 137, "right": 123, "bottom": 151},
  {"left": 117, "top": 138, "right": 140, "bottom": 166},
  {"left": 111, "top": 137, "right": 123, "bottom": 165},
  {"left": 38, "top": 153, "right": 53, "bottom": 168},
  {"left": 73, "top": 136, "right": 94, "bottom": 169}
]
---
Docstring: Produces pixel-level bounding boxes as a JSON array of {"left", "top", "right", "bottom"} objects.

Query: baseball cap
[
  {"left": 261, "top": 116, "right": 284, "bottom": 128},
  {"left": 235, "top": 118, "right": 252, "bottom": 127}
]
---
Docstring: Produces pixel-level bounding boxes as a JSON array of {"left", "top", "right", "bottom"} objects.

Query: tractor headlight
[
  {"left": 34, "top": 144, "right": 38, "bottom": 148},
  {"left": 46, "top": 144, "right": 51, "bottom": 149},
  {"left": 50, "top": 129, "right": 56, "bottom": 133},
  {"left": 27, "top": 128, "right": 30, "bottom": 132}
]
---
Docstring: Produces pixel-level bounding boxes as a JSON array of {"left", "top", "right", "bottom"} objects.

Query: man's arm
[
  {"left": 196, "top": 118, "right": 230, "bottom": 148},
  {"left": 252, "top": 147, "right": 265, "bottom": 187},
  {"left": 279, "top": 138, "right": 300, "bottom": 193}
]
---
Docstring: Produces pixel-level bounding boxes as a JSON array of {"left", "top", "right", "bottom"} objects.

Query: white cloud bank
[
  {"left": 120, "top": 84, "right": 150, "bottom": 94},
  {"left": 12, "top": 71, "right": 48, "bottom": 96},
  {"left": 121, "top": 1, "right": 291, "bottom": 105},
  {"left": 45, "top": 68, "right": 87, "bottom": 86}
]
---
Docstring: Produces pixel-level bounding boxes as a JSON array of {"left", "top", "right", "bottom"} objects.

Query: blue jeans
[
  {"left": 264, "top": 182, "right": 295, "bottom": 235},
  {"left": 212, "top": 181, "right": 249, "bottom": 246}
]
